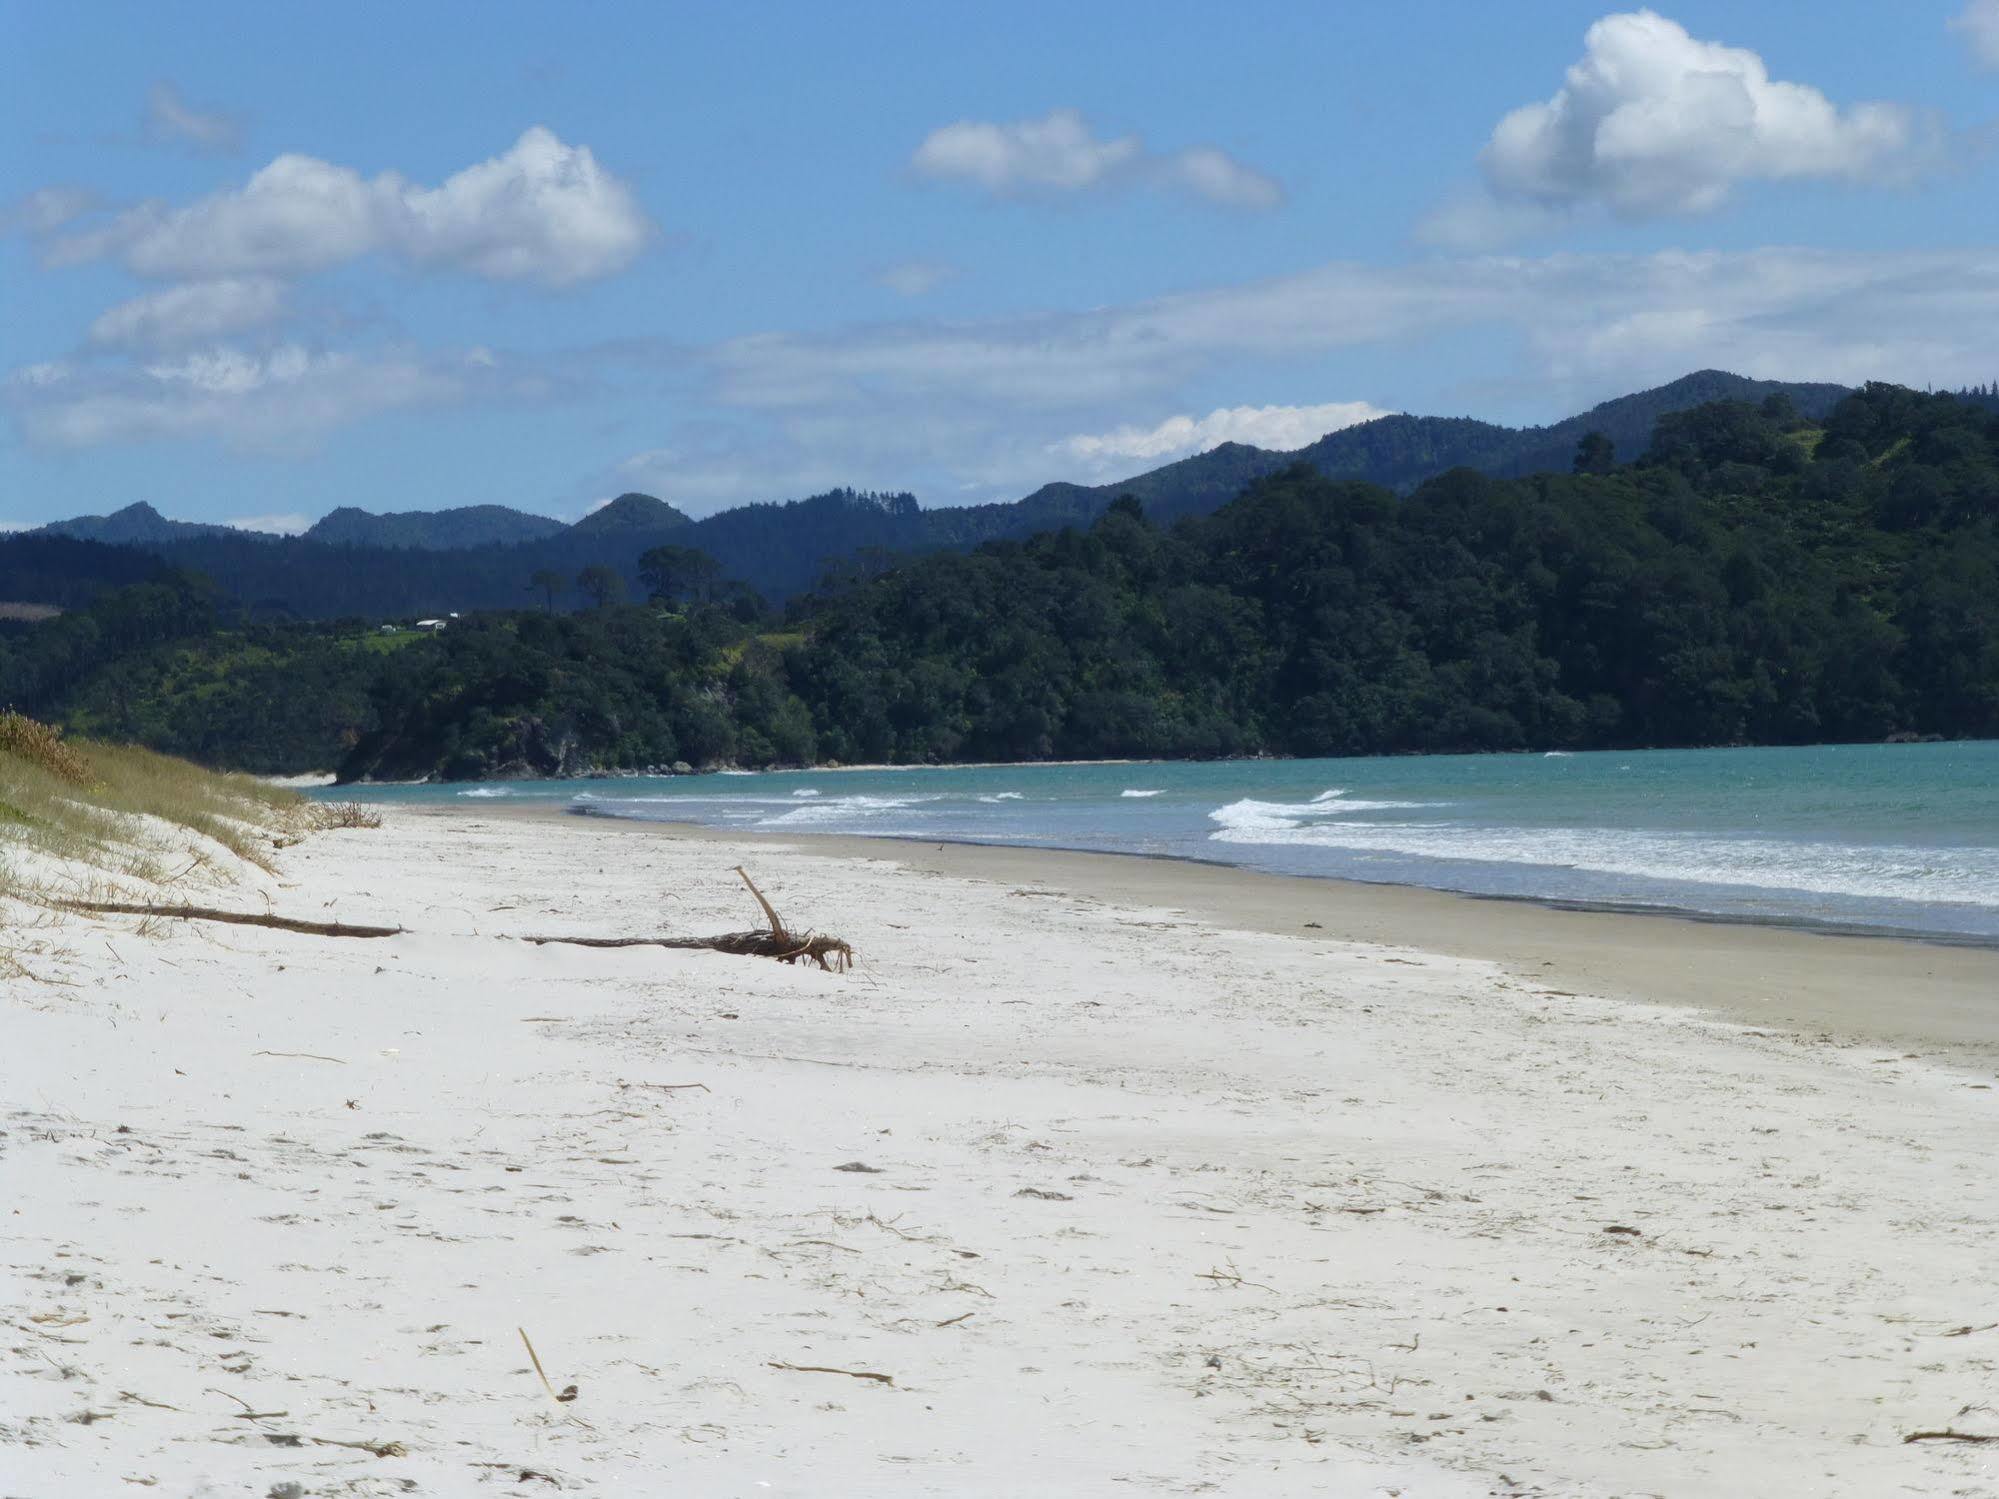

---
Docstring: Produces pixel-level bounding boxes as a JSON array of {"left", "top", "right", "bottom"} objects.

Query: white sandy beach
[{"left": 5, "top": 805, "right": 1999, "bottom": 1496}]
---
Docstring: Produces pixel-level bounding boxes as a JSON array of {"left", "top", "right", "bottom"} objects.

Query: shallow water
[{"left": 341, "top": 742, "right": 1999, "bottom": 941}]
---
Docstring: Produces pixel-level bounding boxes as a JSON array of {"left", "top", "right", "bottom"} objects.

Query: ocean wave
[
  {"left": 1121, "top": 789, "right": 1164, "bottom": 798},
  {"left": 1208, "top": 814, "right": 1999, "bottom": 908},
  {"left": 1209, "top": 795, "right": 1441, "bottom": 833},
  {"left": 457, "top": 786, "right": 512, "bottom": 798},
  {"left": 792, "top": 788, "right": 820, "bottom": 798},
  {"left": 758, "top": 794, "right": 944, "bottom": 827},
  {"left": 977, "top": 792, "right": 1027, "bottom": 803}
]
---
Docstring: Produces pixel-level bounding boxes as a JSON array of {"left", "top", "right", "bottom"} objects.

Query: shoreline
[
  {"left": 573, "top": 806, "right": 1999, "bottom": 952},
  {"left": 521, "top": 804, "right": 1999, "bottom": 1062}
]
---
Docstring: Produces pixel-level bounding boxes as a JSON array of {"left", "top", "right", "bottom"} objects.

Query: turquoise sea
[{"left": 343, "top": 741, "right": 1999, "bottom": 942}]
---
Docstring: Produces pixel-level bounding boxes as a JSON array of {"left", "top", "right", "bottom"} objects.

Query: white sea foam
[
  {"left": 792, "top": 788, "right": 821, "bottom": 798},
  {"left": 1121, "top": 789, "right": 1164, "bottom": 798},
  {"left": 759, "top": 794, "right": 943, "bottom": 827},
  {"left": 977, "top": 792, "right": 1028, "bottom": 803},
  {"left": 1207, "top": 801, "right": 1999, "bottom": 909},
  {"left": 457, "top": 786, "right": 512, "bottom": 798},
  {"left": 1209, "top": 795, "right": 1438, "bottom": 833}
]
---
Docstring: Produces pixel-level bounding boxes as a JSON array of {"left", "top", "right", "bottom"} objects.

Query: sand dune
[{"left": 4, "top": 807, "right": 1997, "bottom": 1495}]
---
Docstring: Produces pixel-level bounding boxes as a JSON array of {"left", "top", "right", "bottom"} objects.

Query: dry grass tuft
[
  {"left": 315, "top": 800, "right": 384, "bottom": 831},
  {"left": 0, "top": 711, "right": 94, "bottom": 787}
]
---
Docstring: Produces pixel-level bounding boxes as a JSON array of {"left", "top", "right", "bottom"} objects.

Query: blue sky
[{"left": 4, "top": 2, "right": 1998, "bottom": 529}]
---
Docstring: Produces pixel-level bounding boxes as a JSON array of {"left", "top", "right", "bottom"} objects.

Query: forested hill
[
  {"left": 7, "top": 381, "right": 1999, "bottom": 780},
  {"left": 18, "top": 370, "right": 1849, "bottom": 619},
  {"left": 1006, "top": 370, "right": 1850, "bottom": 526}
]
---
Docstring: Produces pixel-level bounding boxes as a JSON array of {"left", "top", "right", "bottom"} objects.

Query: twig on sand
[
  {"left": 934, "top": 1312, "right": 976, "bottom": 1328},
  {"left": 208, "top": 1388, "right": 286, "bottom": 1421},
  {"left": 117, "top": 1391, "right": 181, "bottom": 1412},
  {"left": 768, "top": 1361, "right": 895, "bottom": 1387},
  {"left": 519, "top": 1328, "right": 577, "bottom": 1404},
  {"left": 309, "top": 1435, "right": 408, "bottom": 1457},
  {"left": 1904, "top": 1429, "right": 1998, "bottom": 1444},
  {"left": 253, "top": 1051, "right": 347, "bottom": 1065},
  {"left": 1196, "top": 1260, "right": 1277, "bottom": 1293},
  {"left": 58, "top": 900, "right": 400, "bottom": 939}
]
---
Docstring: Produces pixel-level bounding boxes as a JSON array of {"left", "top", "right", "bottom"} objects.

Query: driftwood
[
  {"left": 56, "top": 900, "right": 400, "bottom": 939},
  {"left": 524, "top": 868, "right": 853, "bottom": 971},
  {"left": 62, "top": 868, "right": 851, "bottom": 971},
  {"left": 523, "top": 929, "right": 853, "bottom": 968}
]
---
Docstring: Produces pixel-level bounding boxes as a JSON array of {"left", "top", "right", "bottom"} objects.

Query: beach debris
[
  {"left": 253, "top": 1051, "right": 347, "bottom": 1065},
  {"left": 1903, "top": 1429, "right": 1999, "bottom": 1444},
  {"left": 1014, "top": 1187, "right": 1073, "bottom": 1201},
  {"left": 768, "top": 1361, "right": 895, "bottom": 1387},
  {"left": 834, "top": 1161, "right": 884, "bottom": 1173},
  {"left": 518, "top": 1328, "right": 580, "bottom": 1405},
  {"left": 57, "top": 900, "right": 400, "bottom": 939},
  {"left": 523, "top": 867, "right": 854, "bottom": 970},
  {"left": 1602, "top": 1225, "right": 1642, "bottom": 1236},
  {"left": 1196, "top": 1260, "right": 1277, "bottom": 1292}
]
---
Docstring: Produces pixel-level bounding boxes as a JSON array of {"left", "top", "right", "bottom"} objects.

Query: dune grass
[{"left": 0, "top": 714, "right": 307, "bottom": 899}]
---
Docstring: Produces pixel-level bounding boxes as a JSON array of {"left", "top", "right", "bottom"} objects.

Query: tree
[
  {"left": 638, "top": 544, "right": 721, "bottom": 606},
  {"left": 576, "top": 564, "right": 624, "bottom": 610},
  {"left": 1573, "top": 431, "right": 1616, "bottom": 475},
  {"left": 527, "top": 568, "right": 566, "bottom": 614}
]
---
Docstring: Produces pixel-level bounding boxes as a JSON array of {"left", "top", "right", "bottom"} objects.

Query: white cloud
[
  {"left": 912, "top": 108, "right": 1282, "bottom": 209},
  {"left": 875, "top": 259, "right": 959, "bottom": 297},
  {"left": 52, "top": 127, "right": 650, "bottom": 286},
  {"left": 1469, "top": 10, "right": 1926, "bottom": 223},
  {"left": 88, "top": 278, "right": 286, "bottom": 349},
  {"left": 143, "top": 82, "right": 243, "bottom": 154},
  {"left": 6, "top": 342, "right": 491, "bottom": 452},
  {"left": 2, "top": 186, "right": 98, "bottom": 236},
  {"left": 1953, "top": 0, "right": 1999, "bottom": 67},
  {"left": 225, "top": 512, "right": 311, "bottom": 535},
  {"left": 1054, "top": 400, "right": 1393, "bottom": 471},
  {"left": 914, "top": 109, "right": 1142, "bottom": 194},
  {"left": 1164, "top": 148, "right": 1284, "bottom": 212}
]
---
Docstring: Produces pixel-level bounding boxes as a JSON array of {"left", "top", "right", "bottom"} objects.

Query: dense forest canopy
[{"left": 2, "top": 382, "right": 1996, "bottom": 781}]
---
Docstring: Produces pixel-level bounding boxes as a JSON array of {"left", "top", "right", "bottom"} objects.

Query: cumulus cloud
[
  {"left": 1054, "top": 400, "right": 1393, "bottom": 470},
  {"left": 912, "top": 108, "right": 1282, "bottom": 209},
  {"left": 88, "top": 278, "right": 286, "bottom": 349},
  {"left": 1953, "top": 0, "right": 1999, "bottom": 67},
  {"left": 51, "top": 127, "right": 649, "bottom": 285},
  {"left": 143, "top": 82, "right": 243, "bottom": 154},
  {"left": 1457, "top": 10, "right": 1926, "bottom": 228}
]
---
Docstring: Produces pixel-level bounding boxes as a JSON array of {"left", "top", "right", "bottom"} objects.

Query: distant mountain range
[{"left": 22, "top": 370, "right": 1854, "bottom": 617}]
